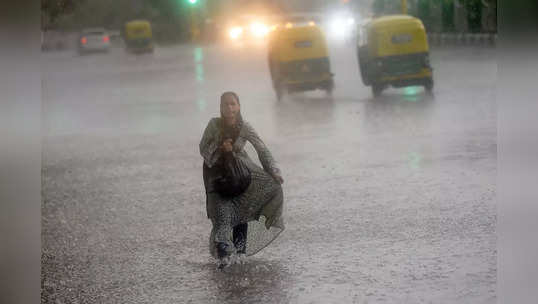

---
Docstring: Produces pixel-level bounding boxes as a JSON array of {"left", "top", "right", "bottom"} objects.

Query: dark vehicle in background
[{"left": 78, "top": 28, "right": 110, "bottom": 55}]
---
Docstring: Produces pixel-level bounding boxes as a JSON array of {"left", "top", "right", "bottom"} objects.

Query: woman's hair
[
  {"left": 219, "top": 91, "right": 243, "bottom": 141},
  {"left": 220, "top": 91, "right": 240, "bottom": 106}
]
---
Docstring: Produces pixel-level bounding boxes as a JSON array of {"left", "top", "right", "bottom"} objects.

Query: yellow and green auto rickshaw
[
  {"left": 123, "top": 20, "right": 154, "bottom": 53},
  {"left": 357, "top": 15, "right": 433, "bottom": 97},
  {"left": 267, "top": 24, "right": 334, "bottom": 101}
]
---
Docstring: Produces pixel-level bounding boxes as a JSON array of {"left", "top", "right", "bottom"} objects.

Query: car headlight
[
  {"left": 228, "top": 27, "right": 243, "bottom": 40},
  {"left": 250, "top": 22, "right": 269, "bottom": 37},
  {"left": 329, "top": 18, "right": 354, "bottom": 38},
  {"left": 330, "top": 19, "right": 346, "bottom": 33},
  {"left": 328, "top": 15, "right": 356, "bottom": 38}
]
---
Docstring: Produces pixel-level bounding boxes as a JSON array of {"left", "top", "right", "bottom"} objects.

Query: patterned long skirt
[{"left": 205, "top": 158, "right": 284, "bottom": 257}]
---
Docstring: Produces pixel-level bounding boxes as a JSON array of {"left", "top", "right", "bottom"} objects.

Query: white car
[{"left": 78, "top": 28, "right": 110, "bottom": 54}]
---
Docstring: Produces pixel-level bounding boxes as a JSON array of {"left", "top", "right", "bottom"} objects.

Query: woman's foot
[
  {"left": 235, "top": 241, "right": 246, "bottom": 255},
  {"left": 217, "top": 242, "right": 229, "bottom": 257},
  {"left": 217, "top": 256, "right": 231, "bottom": 270},
  {"left": 233, "top": 223, "right": 248, "bottom": 255},
  {"left": 236, "top": 253, "right": 247, "bottom": 264},
  {"left": 216, "top": 242, "right": 230, "bottom": 269}
]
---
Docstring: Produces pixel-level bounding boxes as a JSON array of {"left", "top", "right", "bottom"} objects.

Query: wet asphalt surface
[{"left": 41, "top": 42, "right": 496, "bottom": 303}]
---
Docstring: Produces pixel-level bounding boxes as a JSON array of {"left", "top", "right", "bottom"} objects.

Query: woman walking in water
[{"left": 200, "top": 91, "right": 284, "bottom": 268}]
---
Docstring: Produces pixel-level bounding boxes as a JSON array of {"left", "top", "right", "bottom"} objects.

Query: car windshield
[{"left": 84, "top": 32, "right": 105, "bottom": 36}]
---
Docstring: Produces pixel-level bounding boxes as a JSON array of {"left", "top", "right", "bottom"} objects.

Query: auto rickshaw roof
[
  {"left": 370, "top": 15, "right": 423, "bottom": 29},
  {"left": 82, "top": 27, "right": 107, "bottom": 33},
  {"left": 125, "top": 20, "right": 151, "bottom": 27},
  {"left": 273, "top": 24, "right": 323, "bottom": 39}
]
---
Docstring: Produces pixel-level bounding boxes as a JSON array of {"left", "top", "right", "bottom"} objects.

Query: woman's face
[{"left": 221, "top": 94, "right": 240, "bottom": 120}]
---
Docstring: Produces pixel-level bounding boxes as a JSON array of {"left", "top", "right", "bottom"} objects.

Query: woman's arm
[
  {"left": 199, "top": 118, "right": 222, "bottom": 168},
  {"left": 244, "top": 122, "right": 283, "bottom": 183}
]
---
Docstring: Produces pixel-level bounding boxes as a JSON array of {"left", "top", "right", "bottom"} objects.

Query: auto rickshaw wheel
[
  {"left": 424, "top": 78, "right": 434, "bottom": 93},
  {"left": 275, "top": 84, "right": 284, "bottom": 101},
  {"left": 324, "top": 81, "right": 334, "bottom": 98},
  {"left": 357, "top": 46, "right": 371, "bottom": 86},
  {"left": 372, "top": 83, "right": 384, "bottom": 97},
  {"left": 276, "top": 89, "right": 283, "bottom": 101}
]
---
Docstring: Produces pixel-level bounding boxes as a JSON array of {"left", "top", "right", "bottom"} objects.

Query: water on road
[{"left": 42, "top": 42, "right": 496, "bottom": 303}]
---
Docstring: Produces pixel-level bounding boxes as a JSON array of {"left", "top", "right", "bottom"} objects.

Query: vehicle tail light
[
  {"left": 81, "top": 37, "right": 87, "bottom": 44},
  {"left": 103, "top": 36, "right": 109, "bottom": 42}
]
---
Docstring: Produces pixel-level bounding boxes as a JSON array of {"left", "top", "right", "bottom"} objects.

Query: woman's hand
[
  {"left": 271, "top": 173, "right": 284, "bottom": 184},
  {"left": 221, "top": 139, "right": 233, "bottom": 152}
]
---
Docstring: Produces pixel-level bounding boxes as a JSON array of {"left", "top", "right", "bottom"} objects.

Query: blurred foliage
[
  {"left": 371, "top": 0, "right": 495, "bottom": 32},
  {"left": 41, "top": 0, "right": 206, "bottom": 42},
  {"left": 372, "top": 0, "right": 400, "bottom": 15},
  {"left": 499, "top": 0, "right": 537, "bottom": 37},
  {"left": 41, "top": 0, "right": 288, "bottom": 43},
  {"left": 42, "top": 0, "right": 76, "bottom": 29},
  {"left": 462, "top": 0, "right": 482, "bottom": 32},
  {"left": 441, "top": 0, "right": 455, "bottom": 32},
  {"left": 416, "top": 0, "right": 436, "bottom": 31}
]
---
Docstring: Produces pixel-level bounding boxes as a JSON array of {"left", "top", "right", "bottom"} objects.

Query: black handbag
[{"left": 214, "top": 151, "right": 251, "bottom": 198}]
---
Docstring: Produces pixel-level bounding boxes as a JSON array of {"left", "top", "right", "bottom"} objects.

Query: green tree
[
  {"left": 41, "top": 0, "right": 75, "bottom": 29},
  {"left": 463, "top": 0, "right": 482, "bottom": 32},
  {"left": 441, "top": 0, "right": 455, "bottom": 32},
  {"left": 42, "top": 0, "right": 196, "bottom": 42}
]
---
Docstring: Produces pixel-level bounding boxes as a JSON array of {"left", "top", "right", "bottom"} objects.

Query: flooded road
[{"left": 42, "top": 42, "right": 496, "bottom": 303}]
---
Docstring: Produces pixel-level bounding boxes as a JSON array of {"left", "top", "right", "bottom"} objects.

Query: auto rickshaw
[
  {"left": 267, "top": 24, "right": 334, "bottom": 101},
  {"left": 123, "top": 20, "right": 154, "bottom": 53},
  {"left": 357, "top": 15, "right": 433, "bottom": 97}
]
